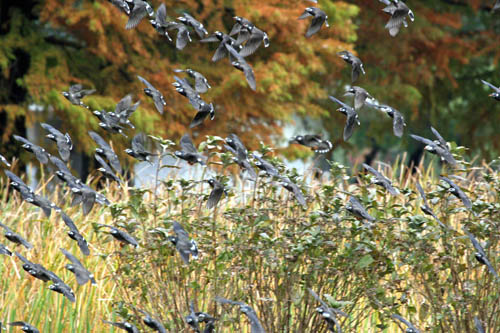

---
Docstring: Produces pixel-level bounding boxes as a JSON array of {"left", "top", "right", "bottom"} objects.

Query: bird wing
[
  {"left": 392, "top": 110, "right": 405, "bottom": 137},
  {"left": 156, "top": 3, "right": 168, "bottom": 26},
  {"left": 179, "top": 134, "right": 198, "bottom": 154},
  {"left": 239, "top": 29, "right": 265, "bottom": 57},
  {"left": 464, "top": 230, "right": 487, "bottom": 257},
  {"left": 305, "top": 15, "right": 325, "bottom": 38},
  {"left": 243, "top": 63, "right": 257, "bottom": 91},
  {"left": 207, "top": 184, "right": 224, "bottom": 209},
  {"left": 137, "top": 75, "right": 156, "bottom": 91},
  {"left": 430, "top": 127, "right": 448, "bottom": 149},
  {"left": 115, "top": 94, "right": 132, "bottom": 114},
  {"left": 298, "top": 9, "right": 313, "bottom": 20},
  {"left": 343, "top": 110, "right": 358, "bottom": 141},
  {"left": 126, "top": 1, "right": 148, "bottom": 29},
  {"left": 88, "top": 131, "right": 112, "bottom": 151},
  {"left": 480, "top": 79, "right": 500, "bottom": 92},
  {"left": 95, "top": 154, "right": 114, "bottom": 174},
  {"left": 410, "top": 134, "right": 435, "bottom": 146}
]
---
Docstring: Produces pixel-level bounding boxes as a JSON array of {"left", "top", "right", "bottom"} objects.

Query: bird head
[
  {"left": 206, "top": 179, "right": 215, "bottom": 187},
  {"left": 289, "top": 135, "right": 304, "bottom": 144},
  {"left": 46, "top": 134, "right": 55, "bottom": 140},
  {"left": 186, "top": 69, "right": 194, "bottom": 75},
  {"left": 144, "top": 88, "right": 153, "bottom": 97},
  {"left": 124, "top": 148, "right": 134, "bottom": 156},
  {"left": 168, "top": 235, "right": 177, "bottom": 245},
  {"left": 490, "top": 92, "right": 500, "bottom": 98},
  {"left": 62, "top": 92, "right": 69, "bottom": 98},
  {"left": 337, "top": 107, "right": 348, "bottom": 115},
  {"left": 234, "top": 16, "right": 243, "bottom": 23},
  {"left": 174, "top": 151, "right": 184, "bottom": 158},
  {"left": 177, "top": 16, "right": 187, "bottom": 23},
  {"left": 67, "top": 230, "right": 77, "bottom": 240},
  {"left": 215, "top": 31, "right": 223, "bottom": 39},
  {"left": 65, "top": 264, "right": 75, "bottom": 272}
]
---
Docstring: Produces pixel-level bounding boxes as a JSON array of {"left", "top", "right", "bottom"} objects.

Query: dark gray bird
[
  {"left": 89, "top": 131, "right": 122, "bottom": 173},
  {"left": 346, "top": 196, "right": 375, "bottom": 222},
  {"left": 168, "top": 22, "right": 192, "bottom": 50},
  {"left": 189, "top": 101, "right": 215, "bottom": 128},
  {"left": 49, "top": 278, "right": 76, "bottom": 302},
  {"left": 225, "top": 133, "right": 248, "bottom": 157},
  {"left": 362, "top": 163, "right": 399, "bottom": 195},
  {"left": 308, "top": 289, "right": 347, "bottom": 333},
  {"left": 95, "top": 154, "right": 121, "bottom": 185},
  {"left": 474, "top": 316, "right": 485, "bottom": 333},
  {"left": 16, "top": 252, "right": 57, "bottom": 282},
  {"left": 61, "top": 212, "right": 90, "bottom": 256},
  {"left": 206, "top": 178, "right": 227, "bottom": 209},
  {"left": 108, "top": 0, "right": 130, "bottom": 15},
  {"left": 0, "top": 222, "right": 33, "bottom": 249},
  {"left": 13, "top": 135, "right": 50, "bottom": 164},
  {"left": 391, "top": 314, "right": 420, "bottom": 333},
  {"left": 280, "top": 177, "right": 307, "bottom": 207},
  {"left": 174, "top": 134, "right": 207, "bottom": 165},
  {"left": 97, "top": 224, "right": 139, "bottom": 247},
  {"left": 62, "top": 84, "right": 95, "bottom": 108},
  {"left": 185, "top": 301, "right": 201, "bottom": 332},
  {"left": 410, "top": 127, "right": 457, "bottom": 166},
  {"left": 298, "top": 7, "right": 329, "bottom": 38},
  {"left": 215, "top": 297, "right": 265, "bottom": 333},
  {"left": 494, "top": 0, "right": 500, "bottom": 12},
  {"left": 92, "top": 109, "right": 127, "bottom": 137},
  {"left": 102, "top": 321, "right": 139, "bottom": 333},
  {"left": 168, "top": 221, "right": 198, "bottom": 264},
  {"left": 415, "top": 182, "right": 447, "bottom": 229},
  {"left": 337, "top": 51, "right": 365, "bottom": 83},
  {"left": 365, "top": 101, "right": 406, "bottom": 137},
  {"left": 125, "top": 133, "right": 155, "bottom": 162},
  {"left": 149, "top": 3, "right": 174, "bottom": 41},
  {"left": 40, "top": 123, "right": 73, "bottom": 161},
  {"left": 0, "top": 154, "right": 11, "bottom": 167},
  {"left": 230, "top": 17, "right": 269, "bottom": 57},
  {"left": 464, "top": 229, "right": 498, "bottom": 278},
  {"left": 126, "top": 0, "right": 154, "bottom": 30},
  {"left": 137, "top": 309, "right": 167, "bottom": 333},
  {"left": 8, "top": 322, "right": 39, "bottom": 333},
  {"left": 439, "top": 176, "right": 473, "bottom": 211},
  {"left": 177, "top": 13, "right": 208, "bottom": 38},
  {"left": 344, "top": 86, "right": 373, "bottom": 110},
  {"left": 172, "top": 75, "right": 214, "bottom": 127},
  {"left": 252, "top": 153, "right": 280, "bottom": 178},
  {"left": 112, "top": 94, "right": 140, "bottom": 129},
  {"left": 174, "top": 69, "right": 211, "bottom": 94},
  {"left": 328, "top": 95, "right": 360, "bottom": 141},
  {"left": 226, "top": 44, "right": 257, "bottom": 91},
  {"left": 379, "top": 0, "right": 415, "bottom": 37},
  {"left": 138, "top": 75, "right": 166, "bottom": 114},
  {"left": 0, "top": 243, "right": 12, "bottom": 256},
  {"left": 5, "top": 170, "right": 33, "bottom": 197},
  {"left": 224, "top": 143, "right": 257, "bottom": 180},
  {"left": 201, "top": 31, "right": 241, "bottom": 63},
  {"left": 480, "top": 79, "right": 500, "bottom": 101},
  {"left": 289, "top": 135, "right": 332, "bottom": 154},
  {"left": 60, "top": 248, "right": 96, "bottom": 286}
]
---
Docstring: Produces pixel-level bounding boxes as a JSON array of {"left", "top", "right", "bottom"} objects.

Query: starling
[
  {"left": 464, "top": 229, "right": 498, "bottom": 278},
  {"left": 168, "top": 221, "right": 198, "bottom": 264},
  {"left": 410, "top": 127, "right": 457, "bottom": 166},
  {"left": 480, "top": 79, "right": 500, "bottom": 101},
  {"left": 177, "top": 13, "right": 208, "bottom": 38},
  {"left": 415, "top": 182, "right": 447, "bottom": 229},
  {"left": 185, "top": 301, "right": 201, "bottom": 332},
  {"left": 174, "top": 68, "right": 211, "bottom": 94},
  {"left": 346, "top": 196, "right": 375, "bottom": 222},
  {"left": 0, "top": 222, "right": 33, "bottom": 249},
  {"left": 62, "top": 84, "right": 95, "bottom": 108},
  {"left": 230, "top": 17, "right": 269, "bottom": 57},
  {"left": 439, "top": 176, "right": 473, "bottom": 211},
  {"left": 60, "top": 248, "right": 96, "bottom": 285},
  {"left": 189, "top": 101, "right": 215, "bottom": 128},
  {"left": 61, "top": 212, "right": 90, "bottom": 256},
  {"left": 252, "top": 153, "right": 280, "bottom": 178},
  {"left": 391, "top": 314, "right": 420, "bottom": 333},
  {"left": 40, "top": 123, "right": 73, "bottom": 161},
  {"left": 15, "top": 252, "right": 59, "bottom": 282},
  {"left": 365, "top": 101, "right": 406, "bottom": 138},
  {"left": 0, "top": 154, "right": 11, "bottom": 167},
  {"left": 215, "top": 297, "right": 265, "bottom": 333},
  {"left": 201, "top": 31, "right": 241, "bottom": 63},
  {"left": 150, "top": 3, "right": 175, "bottom": 41},
  {"left": 206, "top": 178, "right": 227, "bottom": 209},
  {"left": 308, "top": 289, "right": 347, "bottom": 333},
  {"left": 298, "top": 7, "right": 329, "bottom": 38},
  {"left": 0, "top": 243, "right": 12, "bottom": 256},
  {"left": 328, "top": 96, "right": 360, "bottom": 141},
  {"left": 13, "top": 135, "right": 50, "bottom": 164},
  {"left": 168, "top": 22, "right": 192, "bottom": 50},
  {"left": 289, "top": 135, "right": 332, "bottom": 154},
  {"left": 126, "top": 0, "right": 154, "bottom": 30},
  {"left": 125, "top": 133, "right": 156, "bottom": 162},
  {"left": 226, "top": 44, "right": 257, "bottom": 91},
  {"left": 337, "top": 50, "right": 365, "bottom": 83},
  {"left": 344, "top": 86, "right": 373, "bottom": 110},
  {"left": 137, "top": 309, "right": 167, "bottom": 333},
  {"left": 102, "top": 321, "right": 139, "bottom": 333},
  {"left": 224, "top": 143, "right": 257, "bottom": 180},
  {"left": 97, "top": 224, "right": 139, "bottom": 247},
  {"left": 280, "top": 177, "right": 307, "bottom": 207},
  {"left": 362, "top": 163, "right": 399, "bottom": 195},
  {"left": 8, "top": 322, "right": 39, "bottom": 333},
  {"left": 112, "top": 94, "right": 140, "bottom": 129},
  {"left": 108, "top": 0, "right": 130, "bottom": 15},
  {"left": 138, "top": 75, "right": 167, "bottom": 114},
  {"left": 379, "top": 0, "right": 415, "bottom": 37},
  {"left": 174, "top": 134, "right": 207, "bottom": 165},
  {"left": 89, "top": 131, "right": 122, "bottom": 173},
  {"left": 95, "top": 154, "right": 121, "bottom": 185},
  {"left": 92, "top": 109, "right": 127, "bottom": 137}
]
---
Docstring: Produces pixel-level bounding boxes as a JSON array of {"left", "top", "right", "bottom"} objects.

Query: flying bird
[
  {"left": 89, "top": 131, "right": 122, "bottom": 173},
  {"left": 150, "top": 3, "right": 175, "bottom": 41},
  {"left": 95, "top": 154, "right": 121, "bottom": 185},
  {"left": 480, "top": 79, "right": 500, "bottom": 101},
  {"left": 126, "top": 0, "right": 154, "bottom": 30},
  {"left": 112, "top": 94, "right": 140, "bottom": 129},
  {"left": 8, "top": 322, "right": 39, "bottom": 333},
  {"left": 97, "top": 224, "right": 139, "bottom": 247},
  {"left": 391, "top": 314, "right": 420, "bottom": 333},
  {"left": 252, "top": 153, "right": 280, "bottom": 178},
  {"left": 125, "top": 133, "right": 156, "bottom": 162},
  {"left": 62, "top": 84, "right": 95, "bottom": 108},
  {"left": 379, "top": 0, "right": 415, "bottom": 37},
  {"left": 415, "top": 182, "right": 447, "bottom": 229},
  {"left": 226, "top": 44, "right": 256, "bottom": 91},
  {"left": 439, "top": 176, "right": 473, "bottom": 211},
  {"left": 108, "top": 0, "right": 130, "bottom": 15},
  {"left": 230, "top": 17, "right": 270, "bottom": 57},
  {"left": 362, "top": 163, "right": 399, "bottom": 195},
  {"left": 13, "top": 135, "right": 50, "bottom": 164},
  {"left": 337, "top": 51, "right": 365, "bottom": 83},
  {"left": 224, "top": 143, "right": 257, "bottom": 180},
  {"left": 493, "top": 0, "right": 500, "bottom": 12},
  {"left": 0, "top": 154, "right": 11, "bottom": 167},
  {"left": 0, "top": 243, "right": 12, "bottom": 256},
  {"left": 289, "top": 135, "right": 332, "bottom": 154},
  {"left": 138, "top": 75, "right": 167, "bottom": 114},
  {"left": 206, "top": 178, "right": 227, "bottom": 209},
  {"left": 102, "top": 321, "right": 139, "bottom": 333},
  {"left": 215, "top": 297, "right": 265, "bottom": 333},
  {"left": 410, "top": 127, "right": 457, "bottom": 166},
  {"left": 137, "top": 309, "right": 167, "bottom": 333},
  {"left": 168, "top": 221, "right": 198, "bottom": 264},
  {"left": 464, "top": 229, "right": 498, "bottom": 278},
  {"left": 344, "top": 86, "right": 373, "bottom": 110},
  {"left": 177, "top": 12, "right": 208, "bottom": 38},
  {"left": 60, "top": 248, "right": 96, "bottom": 286},
  {"left": 0, "top": 222, "right": 33, "bottom": 249},
  {"left": 40, "top": 123, "right": 73, "bottom": 161},
  {"left": 16, "top": 252, "right": 58, "bottom": 282},
  {"left": 280, "top": 177, "right": 307, "bottom": 207},
  {"left": 185, "top": 301, "right": 201, "bottom": 333},
  {"left": 298, "top": 7, "right": 329, "bottom": 38},
  {"left": 61, "top": 213, "right": 90, "bottom": 256},
  {"left": 346, "top": 196, "right": 375, "bottom": 222},
  {"left": 365, "top": 101, "right": 406, "bottom": 137},
  {"left": 174, "top": 134, "right": 207, "bottom": 165},
  {"left": 92, "top": 109, "right": 127, "bottom": 137},
  {"left": 328, "top": 96, "right": 360, "bottom": 141},
  {"left": 201, "top": 31, "right": 241, "bottom": 63},
  {"left": 174, "top": 68, "right": 211, "bottom": 94},
  {"left": 308, "top": 289, "right": 347, "bottom": 333}
]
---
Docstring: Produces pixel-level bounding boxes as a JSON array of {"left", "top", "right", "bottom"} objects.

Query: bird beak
[{"left": 489, "top": 93, "right": 495, "bottom": 97}]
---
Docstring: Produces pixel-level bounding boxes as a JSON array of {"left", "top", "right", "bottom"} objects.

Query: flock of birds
[{"left": 0, "top": 0, "right": 499, "bottom": 332}]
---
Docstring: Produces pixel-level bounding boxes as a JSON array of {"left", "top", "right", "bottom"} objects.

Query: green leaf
[{"left": 356, "top": 254, "right": 374, "bottom": 269}]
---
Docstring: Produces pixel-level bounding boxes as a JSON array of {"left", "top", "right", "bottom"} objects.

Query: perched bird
[
  {"left": 308, "top": 289, "right": 347, "bottom": 333},
  {"left": 168, "top": 221, "right": 198, "bottom": 264},
  {"left": 346, "top": 196, "right": 375, "bottom": 222},
  {"left": 174, "top": 134, "right": 207, "bottom": 165},
  {"left": 230, "top": 17, "right": 269, "bottom": 57},
  {"left": 125, "top": 133, "right": 155, "bottom": 162},
  {"left": 40, "top": 123, "right": 73, "bottom": 161},
  {"left": 215, "top": 297, "right": 265, "bottom": 333},
  {"left": 362, "top": 163, "right": 399, "bottom": 195},
  {"left": 415, "top": 182, "right": 447, "bottom": 229},
  {"left": 138, "top": 75, "right": 167, "bottom": 114},
  {"left": 206, "top": 178, "right": 227, "bottom": 209},
  {"left": 280, "top": 178, "right": 307, "bottom": 207},
  {"left": 439, "top": 176, "right": 473, "bottom": 211},
  {"left": 480, "top": 79, "right": 500, "bottom": 101},
  {"left": 150, "top": 3, "right": 174, "bottom": 41},
  {"left": 92, "top": 109, "right": 127, "bottom": 137},
  {"left": 0, "top": 243, "right": 12, "bottom": 256},
  {"left": 137, "top": 309, "right": 167, "bottom": 333},
  {"left": 108, "top": 0, "right": 130, "bottom": 15},
  {"left": 8, "top": 322, "right": 39, "bottom": 333},
  {"left": 89, "top": 131, "right": 122, "bottom": 173},
  {"left": 62, "top": 84, "right": 95, "bottom": 108},
  {"left": 126, "top": 0, "right": 154, "bottom": 30},
  {"left": 365, "top": 101, "right": 406, "bottom": 138},
  {"left": 252, "top": 153, "right": 280, "bottom": 178},
  {"left": 328, "top": 96, "right": 360, "bottom": 141},
  {"left": 13, "top": 135, "right": 50, "bottom": 164},
  {"left": 102, "top": 321, "right": 139, "bottom": 333},
  {"left": 0, "top": 222, "right": 33, "bottom": 249},
  {"left": 226, "top": 44, "right": 257, "bottom": 91},
  {"left": 410, "top": 127, "right": 457, "bottom": 166},
  {"left": 201, "top": 31, "right": 241, "bottom": 63},
  {"left": 289, "top": 135, "right": 332, "bottom": 154},
  {"left": 474, "top": 316, "right": 485, "bottom": 333},
  {"left": 298, "top": 7, "right": 329, "bottom": 38},
  {"left": 337, "top": 51, "right": 365, "bottom": 83},
  {"left": 61, "top": 213, "right": 90, "bottom": 256},
  {"left": 112, "top": 94, "right": 140, "bottom": 129},
  {"left": 0, "top": 154, "right": 11, "bottom": 167},
  {"left": 464, "top": 229, "right": 498, "bottom": 278},
  {"left": 391, "top": 314, "right": 420, "bottom": 333},
  {"left": 95, "top": 154, "right": 121, "bottom": 185},
  {"left": 379, "top": 0, "right": 415, "bottom": 37},
  {"left": 97, "top": 224, "right": 139, "bottom": 247},
  {"left": 344, "top": 86, "right": 373, "bottom": 110},
  {"left": 177, "top": 13, "right": 208, "bottom": 38},
  {"left": 60, "top": 248, "right": 96, "bottom": 286},
  {"left": 174, "top": 69, "right": 211, "bottom": 94}
]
